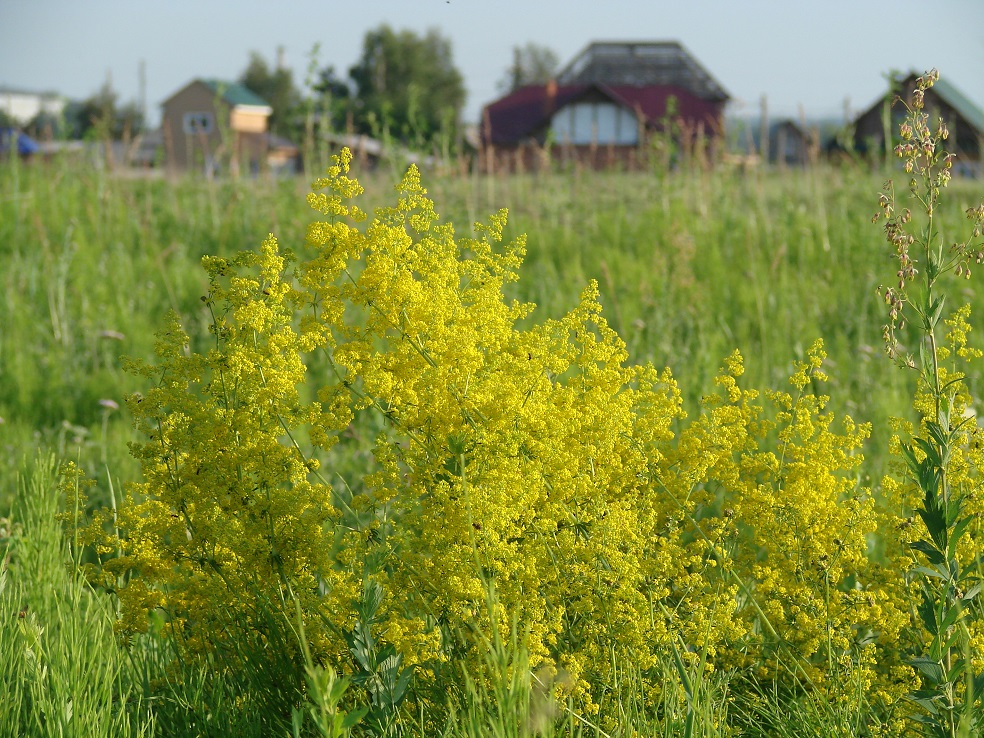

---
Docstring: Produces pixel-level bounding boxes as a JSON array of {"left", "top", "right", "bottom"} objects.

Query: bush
[{"left": 62, "top": 147, "right": 922, "bottom": 729}]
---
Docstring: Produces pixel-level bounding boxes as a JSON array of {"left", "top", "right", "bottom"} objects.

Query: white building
[{"left": 0, "top": 87, "right": 66, "bottom": 124}]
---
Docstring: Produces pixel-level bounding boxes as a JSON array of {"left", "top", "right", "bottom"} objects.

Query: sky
[{"left": 1, "top": 0, "right": 983, "bottom": 127}]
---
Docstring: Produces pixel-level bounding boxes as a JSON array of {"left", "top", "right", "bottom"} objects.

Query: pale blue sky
[{"left": 1, "top": 0, "right": 982, "bottom": 126}]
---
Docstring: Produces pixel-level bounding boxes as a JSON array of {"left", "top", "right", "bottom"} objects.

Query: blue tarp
[{"left": 0, "top": 128, "right": 40, "bottom": 156}]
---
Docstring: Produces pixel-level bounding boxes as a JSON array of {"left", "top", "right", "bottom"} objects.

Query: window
[
  {"left": 550, "top": 102, "right": 638, "bottom": 145},
  {"left": 183, "top": 111, "right": 215, "bottom": 135}
]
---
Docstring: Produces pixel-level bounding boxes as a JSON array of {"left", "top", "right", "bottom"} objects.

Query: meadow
[{"left": 3, "top": 98, "right": 984, "bottom": 736}]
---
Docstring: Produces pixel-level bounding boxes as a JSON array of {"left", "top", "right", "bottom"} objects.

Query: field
[{"left": 3, "top": 136, "right": 984, "bottom": 736}]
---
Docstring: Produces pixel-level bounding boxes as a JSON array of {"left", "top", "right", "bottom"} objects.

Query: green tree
[
  {"left": 348, "top": 25, "right": 465, "bottom": 145},
  {"left": 239, "top": 48, "right": 301, "bottom": 136},
  {"left": 0, "top": 108, "right": 16, "bottom": 129},
  {"left": 66, "top": 81, "right": 144, "bottom": 140},
  {"left": 311, "top": 64, "right": 351, "bottom": 131},
  {"left": 498, "top": 42, "right": 559, "bottom": 93}
]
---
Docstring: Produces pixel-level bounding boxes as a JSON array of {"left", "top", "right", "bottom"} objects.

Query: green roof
[{"left": 201, "top": 79, "right": 270, "bottom": 109}]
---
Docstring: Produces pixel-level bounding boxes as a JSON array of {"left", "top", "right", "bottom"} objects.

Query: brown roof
[
  {"left": 482, "top": 82, "right": 723, "bottom": 146},
  {"left": 557, "top": 41, "right": 730, "bottom": 103}
]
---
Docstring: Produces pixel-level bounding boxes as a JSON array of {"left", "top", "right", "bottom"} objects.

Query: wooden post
[
  {"left": 776, "top": 124, "right": 787, "bottom": 171},
  {"left": 759, "top": 94, "right": 769, "bottom": 163}
]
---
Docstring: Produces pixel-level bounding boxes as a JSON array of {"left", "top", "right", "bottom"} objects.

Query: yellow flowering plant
[{"left": 63, "top": 147, "right": 911, "bottom": 724}]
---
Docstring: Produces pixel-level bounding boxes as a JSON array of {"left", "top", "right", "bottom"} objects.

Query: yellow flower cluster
[{"left": 71, "top": 149, "right": 908, "bottom": 713}]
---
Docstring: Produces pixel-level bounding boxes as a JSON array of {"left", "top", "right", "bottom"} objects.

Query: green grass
[
  {"left": 2, "top": 152, "right": 983, "bottom": 735},
  {"left": 0, "top": 455, "right": 152, "bottom": 735}
]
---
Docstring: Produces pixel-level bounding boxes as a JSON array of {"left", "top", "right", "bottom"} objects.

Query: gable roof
[
  {"left": 932, "top": 76, "right": 984, "bottom": 134},
  {"left": 855, "top": 72, "right": 984, "bottom": 134},
  {"left": 161, "top": 79, "right": 272, "bottom": 112},
  {"left": 556, "top": 41, "right": 730, "bottom": 103},
  {"left": 482, "top": 82, "right": 722, "bottom": 145},
  {"left": 200, "top": 79, "right": 271, "bottom": 109},
  {"left": 0, "top": 86, "right": 63, "bottom": 99}
]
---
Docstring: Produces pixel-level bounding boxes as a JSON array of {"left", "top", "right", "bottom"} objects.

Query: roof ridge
[
  {"left": 199, "top": 78, "right": 272, "bottom": 109},
  {"left": 930, "top": 75, "right": 984, "bottom": 134}
]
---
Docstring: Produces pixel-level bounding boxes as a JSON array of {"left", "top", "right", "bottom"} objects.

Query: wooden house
[
  {"left": 769, "top": 120, "right": 815, "bottom": 167},
  {"left": 852, "top": 72, "right": 984, "bottom": 176},
  {"left": 265, "top": 133, "right": 302, "bottom": 175},
  {"left": 161, "top": 79, "right": 272, "bottom": 174},
  {"left": 480, "top": 41, "right": 730, "bottom": 172}
]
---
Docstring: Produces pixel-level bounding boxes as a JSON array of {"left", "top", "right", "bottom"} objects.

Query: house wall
[
  {"left": 162, "top": 81, "right": 270, "bottom": 173},
  {"left": 162, "top": 81, "right": 223, "bottom": 172},
  {"left": 0, "top": 90, "right": 65, "bottom": 124},
  {"left": 480, "top": 127, "right": 721, "bottom": 174},
  {"left": 769, "top": 123, "right": 811, "bottom": 167},
  {"left": 229, "top": 108, "right": 267, "bottom": 134}
]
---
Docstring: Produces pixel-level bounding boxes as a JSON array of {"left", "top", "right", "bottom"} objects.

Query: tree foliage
[
  {"left": 312, "top": 65, "right": 351, "bottom": 102},
  {"left": 348, "top": 25, "right": 465, "bottom": 144},
  {"left": 239, "top": 48, "right": 301, "bottom": 136},
  {"left": 67, "top": 80, "right": 144, "bottom": 140},
  {"left": 498, "top": 42, "right": 559, "bottom": 93},
  {"left": 308, "top": 64, "right": 351, "bottom": 133}
]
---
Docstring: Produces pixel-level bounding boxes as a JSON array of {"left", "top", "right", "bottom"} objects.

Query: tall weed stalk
[{"left": 875, "top": 69, "right": 984, "bottom": 737}]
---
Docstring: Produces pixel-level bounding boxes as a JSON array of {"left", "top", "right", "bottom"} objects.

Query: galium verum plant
[
  {"left": 875, "top": 68, "right": 984, "bottom": 736},
  {"left": 62, "top": 146, "right": 911, "bottom": 723}
]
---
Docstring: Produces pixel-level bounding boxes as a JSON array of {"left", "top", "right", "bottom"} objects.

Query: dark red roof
[{"left": 482, "top": 83, "right": 723, "bottom": 145}]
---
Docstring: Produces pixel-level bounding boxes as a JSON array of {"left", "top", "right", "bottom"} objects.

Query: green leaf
[
  {"left": 973, "top": 672, "right": 984, "bottom": 698},
  {"left": 940, "top": 491, "right": 963, "bottom": 527},
  {"left": 909, "top": 691, "right": 941, "bottom": 716},
  {"left": 946, "top": 658, "right": 967, "bottom": 685},
  {"left": 917, "top": 502, "right": 949, "bottom": 551},
  {"left": 911, "top": 657, "right": 945, "bottom": 685},
  {"left": 940, "top": 603, "right": 963, "bottom": 633},
  {"left": 947, "top": 515, "right": 974, "bottom": 554},
  {"left": 920, "top": 340, "right": 935, "bottom": 386},
  {"left": 940, "top": 629, "right": 962, "bottom": 656},
  {"left": 911, "top": 539, "right": 947, "bottom": 567},
  {"left": 918, "top": 591, "right": 941, "bottom": 635},
  {"left": 928, "top": 293, "right": 946, "bottom": 329},
  {"left": 927, "top": 250, "right": 940, "bottom": 281},
  {"left": 912, "top": 564, "right": 947, "bottom": 581},
  {"left": 914, "top": 436, "right": 942, "bottom": 469},
  {"left": 900, "top": 442, "right": 921, "bottom": 476},
  {"left": 342, "top": 706, "right": 369, "bottom": 730},
  {"left": 936, "top": 395, "right": 952, "bottom": 433},
  {"left": 925, "top": 421, "right": 949, "bottom": 451}
]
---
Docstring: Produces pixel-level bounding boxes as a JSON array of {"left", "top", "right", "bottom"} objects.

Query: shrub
[{"left": 68, "top": 147, "right": 910, "bottom": 725}]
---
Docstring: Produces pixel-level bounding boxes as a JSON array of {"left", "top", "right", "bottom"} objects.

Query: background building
[
  {"left": 0, "top": 87, "right": 66, "bottom": 125},
  {"left": 852, "top": 72, "right": 984, "bottom": 176},
  {"left": 481, "top": 41, "right": 730, "bottom": 172},
  {"left": 161, "top": 79, "right": 272, "bottom": 175}
]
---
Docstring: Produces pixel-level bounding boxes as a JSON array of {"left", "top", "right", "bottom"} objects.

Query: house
[
  {"left": 265, "top": 133, "right": 302, "bottom": 175},
  {"left": 481, "top": 41, "right": 730, "bottom": 171},
  {"left": 769, "top": 120, "right": 815, "bottom": 167},
  {"left": 160, "top": 79, "right": 273, "bottom": 174},
  {"left": 322, "top": 132, "right": 385, "bottom": 168},
  {"left": 852, "top": 72, "right": 984, "bottom": 176},
  {"left": 0, "top": 87, "right": 66, "bottom": 125}
]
